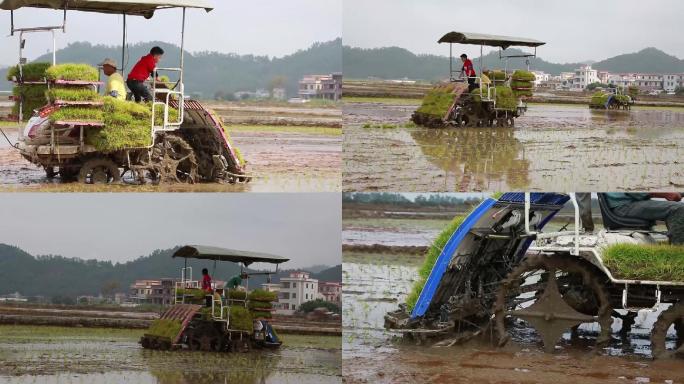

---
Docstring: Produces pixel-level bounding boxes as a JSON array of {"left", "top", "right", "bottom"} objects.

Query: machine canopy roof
[
  {"left": 0, "top": 0, "right": 213, "bottom": 18},
  {"left": 438, "top": 31, "right": 545, "bottom": 49},
  {"left": 173, "top": 245, "right": 289, "bottom": 266}
]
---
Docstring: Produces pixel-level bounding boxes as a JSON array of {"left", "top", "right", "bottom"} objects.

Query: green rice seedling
[
  {"left": 49, "top": 107, "right": 104, "bottom": 122},
  {"left": 84, "top": 98, "right": 154, "bottom": 151},
  {"left": 45, "top": 63, "right": 99, "bottom": 82},
  {"left": 175, "top": 288, "right": 207, "bottom": 301},
  {"left": 227, "top": 290, "right": 247, "bottom": 300},
  {"left": 11, "top": 84, "right": 49, "bottom": 120},
  {"left": 229, "top": 306, "right": 254, "bottom": 331},
  {"left": 6, "top": 62, "right": 51, "bottom": 82},
  {"left": 602, "top": 243, "right": 684, "bottom": 281},
  {"left": 510, "top": 80, "right": 534, "bottom": 90},
  {"left": 147, "top": 319, "right": 183, "bottom": 340},
  {"left": 415, "top": 83, "right": 459, "bottom": 118},
  {"left": 590, "top": 91, "right": 609, "bottom": 108},
  {"left": 46, "top": 87, "right": 100, "bottom": 102},
  {"left": 627, "top": 86, "right": 639, "bottom": 98},
  {"left": 251, "top": 310, "right": 272, "bottom": 318},
  {"left": 248, "top": 301, "right": 273, "bottom": 309},
  {"left": 485, "top": 70, "right": 507, "bottom": 81},
  {"left": 471, "top": 86, "right": 517, "bottom": 110},
  {"left": 511, "top": 70, "right": 536, "bottom": 82},
  {"left": 405, "top": 215, "right": 466, "bottom": 311},
  {"left": 208, "top": 110, "right": 245, "bottom": 167},
  {"left": 248, "top": 288, "right": 277, "bottom": 302}
]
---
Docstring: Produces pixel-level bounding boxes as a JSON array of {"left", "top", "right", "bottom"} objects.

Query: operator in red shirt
[
  {"left": 460, "top": 53, "right": 478, "bottom": 91},
  {"left": 201, "top": 268, "right": 213, "bottom": 307},
  {"left": 126, "top": 46, "right": 164, "bottom": 102}
]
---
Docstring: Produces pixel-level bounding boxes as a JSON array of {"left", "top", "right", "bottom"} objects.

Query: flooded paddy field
[
  {"left": 342, "top": 209, "right": 684, "bottom": 384},
  {"left": 0, "top": 122, "right": 341, "bottom": 192},
  {"left": 0, "top": 325, "right": 341, "bottom": 384},
  {"left": 343, "top": 101, "right": 684, "bottom": 191}
]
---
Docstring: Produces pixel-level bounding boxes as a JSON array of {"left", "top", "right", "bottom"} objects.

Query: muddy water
[
  {"left": 0, "top": 328, "right": 340, "bottom": 384},
  {"left": 342, "top": 212, "right": 684, "bottom": 383},
  {"left": 343, "top": 258, "right": 684, "bottom": 384},
  {"left": 0, "top": 128, "right": 340, "bottom": 192},
  {"left": 343, "top": 102, "right": 684, "bottom": 191}
]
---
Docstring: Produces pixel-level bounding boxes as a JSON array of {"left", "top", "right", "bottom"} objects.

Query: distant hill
[
  {"left": 343, "top": 45, "right": 684, "bottom": 80},
  {"left": 592, "top": 47, "right": 684, "bottom": 73},
  {"left": 0, "top": 39, "right": 342, "bottom": 98},
  {"left": 0, "top": 244, "right": 341, "bottom": 299}
]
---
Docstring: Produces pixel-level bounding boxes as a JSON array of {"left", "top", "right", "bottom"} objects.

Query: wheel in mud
[
  {"left": 45, "top": 166, "right": 55, "bottom": 179},
  {"left": 59, "top": 165, "right": 79, "bottom": 181},
  {"left": 651, "top": 302, "right": 684, "bottom": 359},
  {"left": 143, "top": 134, "right": 198, "bottom": 184},
  {"left": 78, "top": 158, "right": 121, "bottom": 184},
  {"left": 493, "top": 253, "right": 612, "bottom": 353},
  {"left": 186, "top": 323, "right": 223, "bottom": 352}
]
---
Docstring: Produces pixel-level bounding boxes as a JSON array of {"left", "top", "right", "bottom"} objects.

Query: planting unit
[
  {"left": 385, "top": 193, "right": 684, "bottom": 358},
  {"left": 140, "top": 245, "right": 287, "bottom": 352},
  {"left": 411, "top": 32, "right": 545, "bottom": 128}
]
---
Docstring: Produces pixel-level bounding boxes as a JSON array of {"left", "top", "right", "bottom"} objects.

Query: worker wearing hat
[{"left": 100, "top": 58, "right": 126, "bottom": 101}]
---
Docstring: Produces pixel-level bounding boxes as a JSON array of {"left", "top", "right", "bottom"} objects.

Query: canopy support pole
[
  {"left": 449, "top": 43, "right": 452, "bottom": 80},
  {"left": 121, "top": 13, "right": 126, "bottom": 76},
  {"left": 180, "top": 7, "right": 185, "bottom": 83}
]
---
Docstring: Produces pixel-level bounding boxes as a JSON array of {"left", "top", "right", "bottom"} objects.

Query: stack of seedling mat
[
  {"left": 471, "top": 85, "right": 517, "bottom": 110},
  {"left": 510, "top": 70, "right": 535, "bottom": 98},
  {"left": 411, "top": 82, "right": 469, "bottom": 127},
  {"left": 31, "top": 63, "right": 179, "bottom": 150},
  {"left": 6, "top": 62, "right": 51, "bottom": 121},
  {"left": 248, "top": 289, "right": 277, "bottom": 319}
]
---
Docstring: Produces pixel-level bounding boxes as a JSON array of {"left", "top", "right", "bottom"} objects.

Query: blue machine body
[{"left": 410, "top": 193, "right": 569, "bottom": 319}]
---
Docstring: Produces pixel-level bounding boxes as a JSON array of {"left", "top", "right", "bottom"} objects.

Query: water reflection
[{"left": 411, "top": 127, "right": 530, "bottom": 190}]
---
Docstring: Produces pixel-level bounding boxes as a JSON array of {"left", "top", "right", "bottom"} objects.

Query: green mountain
[
  {"left": 592, "top": 47, "right": 684, "bottom": 73},
  {"left": 1, "top": 39, "right": 342, "bottom": 98},
  {"left": 0, "top": 244, "right": 341, "bottom": 299},
  {"left": 343, "top": 45, "right": 684, "bottom": 80}
]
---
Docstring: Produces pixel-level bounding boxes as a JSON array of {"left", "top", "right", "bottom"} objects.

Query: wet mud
[
  {"left": 0, "top": 127, "right": 340, "bottom": 192},
  {"left": 342, "top": 213, "right": 684, "bottom": 383},
  {"left": 0, "top": 325, "right": 341, "bottom": 384},
  {"left": 343, "top": 102, "right": 684, "bottom": 191}
]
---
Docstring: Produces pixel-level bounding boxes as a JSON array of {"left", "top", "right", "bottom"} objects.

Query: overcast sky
[
  {"left": 343, "top": 0, "right": 684, "bottom": 63},
  {"left": 0, "top": 0, "right": 341, "bottom": 67},
  {"left": 0, "top": 193, "right": 341, "bottom": 268}
]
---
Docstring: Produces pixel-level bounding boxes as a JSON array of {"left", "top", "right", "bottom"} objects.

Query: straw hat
[{"left": 99, "top": 58, "right": 117, "bottom": 69}]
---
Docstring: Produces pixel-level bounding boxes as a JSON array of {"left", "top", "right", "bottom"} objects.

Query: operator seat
[{"left": 597, "top": 193, "right": 654, "bottom": 230}]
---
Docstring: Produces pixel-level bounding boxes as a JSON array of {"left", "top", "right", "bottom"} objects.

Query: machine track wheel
[
  {"left": 78, "top": 157, "right": 121, "bottom": 184},
  {"left": 651, "top": 302, "right": 684, "bottom": 359},
  {"left": 493, "top": 253, "right": 612, "bottom": 353},
  {"left": 152, "top": 134, "right": 199, "bottom": 184},
  {"left": 186, "top": 323, "right": 223, "bottom": 352},
  {"left": 44, "top": 166, "right": 55, "bottom": 179},
  {"left": 58, "top": 165, "right": 79, "bottom": 181}
]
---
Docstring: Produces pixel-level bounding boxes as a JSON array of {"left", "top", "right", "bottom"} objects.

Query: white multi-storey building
[
  {"left": 570, "top": 65, "right": 599, "bottom": 91},
  {"left": 663, "top": 74, "right": 683, "bottom": 92},
  {"left": 634, "top": 74, "right": 664, "bottom": 90},
  {"left": 531, "top": 70, "right": 549, "bottom": 86},
  {"left": 278, "top": 271, "right": 318, "bottom": 314}
]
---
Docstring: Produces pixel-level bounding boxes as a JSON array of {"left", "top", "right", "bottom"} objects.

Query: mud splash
[{"left": 343, "top": 102, "right": 684, "bottom": 191}]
